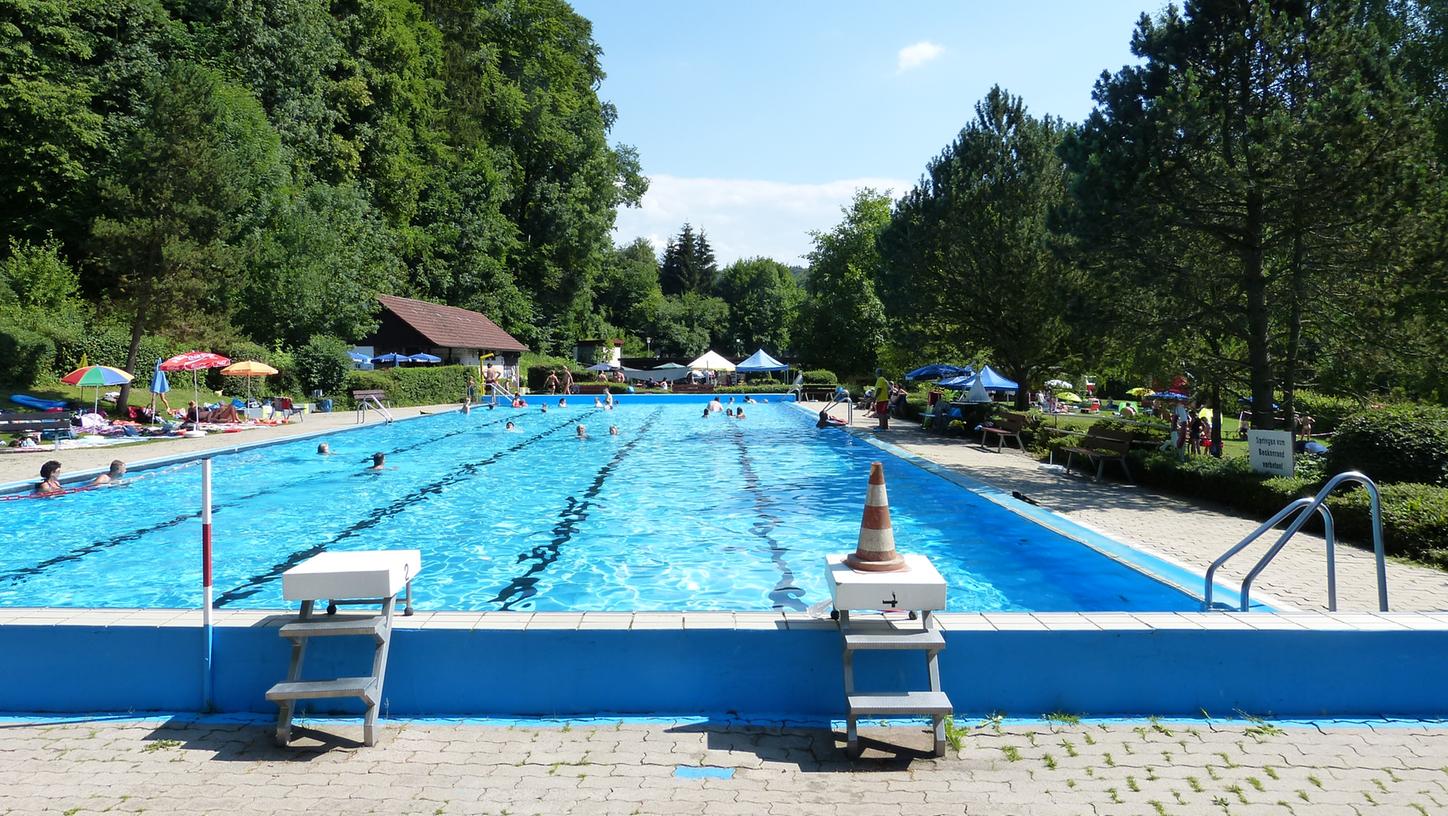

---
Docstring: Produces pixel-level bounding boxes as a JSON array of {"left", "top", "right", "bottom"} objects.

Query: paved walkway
[
  {"left": 802, "top": 403, "right": 1448, "bottom": 612},
  {"left": 0, "top": 405, "right": 451, "bottom": 487},
  {"left": 2, "top": 716, "right": 1445, "bottom": 815}
]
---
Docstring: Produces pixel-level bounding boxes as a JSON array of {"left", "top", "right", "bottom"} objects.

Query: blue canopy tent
[
  {"left": 736, "top": 349, "right": 788, "bottom": 373},
  {"left": 735, "top": 349, "right": 789, "bottom": 384},
  {"left": 939, "top": 365, "right": 1019, "bottom": 391},
  {"left": 905, "top": 364, "right": 970, "bottom": 382}
]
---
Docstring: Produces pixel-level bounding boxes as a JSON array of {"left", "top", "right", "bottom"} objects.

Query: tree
[
  {"left": 594, "top": 237, "right": 664, "bottom": 336},
  {"left": 237, "top": 182, "right": 402, "bottom": 347},
  {"left": 715, "top": 257, "right": 803, "bottom": 355},
  {"left": 650, "top": 292, "right": 729, "bottom": 357},
  {"left": 794, "top": 189, "right": 892, "bottom": 376},
  {"left": 91, "top": 61, "right": 285, "bottom": 408},
  {"left": 879, "top": 86, "right": 1084, "bottom": 408},
  {"left": 1061, "top": 0, "right": 1442, "bottom": 427},
  {"left": 660, "top": 223, "right": 718, "bottom": 295}
]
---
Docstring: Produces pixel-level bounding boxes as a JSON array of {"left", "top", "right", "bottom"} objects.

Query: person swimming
[
  {"left": 317, "top": 442, "right": 331, "bottom": 455},
  {"left": 558, "top": 398, "right": 568, "bottom": 407},
  {"left": 540, "top": 404, "right": 548, "bottom": 413},
  {"left": 816, "top": 409, "right": 845, "bottom": 429},
  {"left": 735, "top": 408, "right": 746, "bottom": 420},
  {"left": 707, "top": 397, "right": 723, "bottom": 413},
  {"left": 505, "top": 420, "right": 517, "bottom": 431},
  {"left": 368, "top": 452, "right": 386, "bottom": 471},
  {"left": 89, "top": 460, "right": 127, "bottom": 486},
  {"left": 576, "top": 424, "right": 588, "bottom": 439},
  {"left": 609, "top": 425, "right": 619, "bottom": 436},
  {"left": 725, "top": 408, "right": 735, "bottom": 417},
  {"left": 593, "top": 397, "right": 603, "bottom": 407},
  {"left": 701, "top": 406, "right": 711, "bottom": 418},
  {"left": 34, "top": 460, "right": 63, "bottom": 495}
]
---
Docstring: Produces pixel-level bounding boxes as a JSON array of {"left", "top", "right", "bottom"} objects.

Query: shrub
[
  {"left": 1328, "top": 482, "right": 1448, "bottom": 568},
  {"left": 1326, "top": 404, "right": 1448, "bottom": 486},
  {"left": 342, "top": 365, "right": 470, "bottom": 407},
  {"left": 294, "top": 335, "right": 353, "bottom": 395},
  {"left": 0, "top": 326, "right": 55, "bottom": 385},
  {"left": 79, "top": 324, "right": 177, "bottom": 377},
  {"left": 715, "top": 384, "right": 798, "bottom": 394},
  {"left": 1291, "top": 390, "right": 1362, "bottom": 435},
  {"left": 802, "top": 368, "right": 837, "bottom": 384}
]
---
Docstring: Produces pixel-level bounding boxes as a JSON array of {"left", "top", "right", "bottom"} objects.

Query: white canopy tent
[{"left": 687, "top": 350, "right": 735, "bottom": 372}]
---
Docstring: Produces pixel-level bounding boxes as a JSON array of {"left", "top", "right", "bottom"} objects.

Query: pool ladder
[
  {"left": 839, "top": 610, "right": 951, "bottom": 757},
  {"left": 355, "top": 394, "right": 395, "bottom": 424},
  {"left": 266, "top": 596, "right": 397, "bottom": 747},
  {"left": 1204, "top": 471, "right": 1387, "bottom": 612}
]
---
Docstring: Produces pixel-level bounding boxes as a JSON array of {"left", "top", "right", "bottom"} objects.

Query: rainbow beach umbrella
[{"left": 60, "top": 365, "right": 133, "bottom": 413}]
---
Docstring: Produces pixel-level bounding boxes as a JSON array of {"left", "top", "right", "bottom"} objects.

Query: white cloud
[
  {"left": 896, "top": 41, "right": 944, "bottom": 73},
  {"left": 611, "top": 175, "right": 913, "bottom": 266}
]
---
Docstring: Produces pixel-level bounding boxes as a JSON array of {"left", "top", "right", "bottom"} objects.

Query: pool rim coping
[{"left": 787, "top": 402, "right": 1293, "bottom": 614}]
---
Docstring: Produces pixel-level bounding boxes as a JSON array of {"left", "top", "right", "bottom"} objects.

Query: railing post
[{"left": 201, "top": 457, "right": 214, "bottom": 712}]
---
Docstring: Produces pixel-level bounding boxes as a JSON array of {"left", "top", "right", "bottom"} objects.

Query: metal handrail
[
  {"left": 1203, "top": 470, "right": 1387, "bottom": 612},
  {"left": 822, "top": 396, "right": 852, "bottom": 425}
]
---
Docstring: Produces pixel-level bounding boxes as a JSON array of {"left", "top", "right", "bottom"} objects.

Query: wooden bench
[
  {"left": 1061, "top": 427, "right": 1135, "bottom": 483},
  {"left": 979, "top": 412, "right": 1027, "bottom": 452},
  {"left": 0, "top": 411, "right": 74, "bottom": 446}
]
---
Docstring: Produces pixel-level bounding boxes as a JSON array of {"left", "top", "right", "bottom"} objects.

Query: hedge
[
  {"left": 802, "top": 368, "right": 837, "bottom": 384},
  {"left": 0, "top": 326, "right": 55, "bottom": 385},
  {"left": 1329, "top": 482, "right": 1448, "bottom": 568},
  {"left": 1326, "top": 404, "right": 1448, "bottom": 486},
  {"left": 342, "top": 365, "right": 471, "bottom": 407}
]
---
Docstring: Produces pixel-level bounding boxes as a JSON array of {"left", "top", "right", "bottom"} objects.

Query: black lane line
[
  {"left": 214, "top": 410, "right": 598, "bottom": 607},
  {"left": 0, "top": 415, "right": 514, "bottom": 589},
  {"left": 727, "top": 425, "right": 807, "bottom": 611},
  {"left": 490, "top": 408, "right": 664, "bottom": 611}
]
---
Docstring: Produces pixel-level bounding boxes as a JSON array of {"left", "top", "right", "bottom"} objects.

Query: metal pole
[{"left": 201, "top": 457, "right": 214, "bottom": 711}]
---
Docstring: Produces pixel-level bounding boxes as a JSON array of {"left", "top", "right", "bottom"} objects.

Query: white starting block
[
  {"left": 826, "top": 552, "right": 951, "bottom": 757},
  {"left": 267, "top": 550, "right": 422, "bottom": 747},
  {"left": 283, "top": 549, "right": 421, "bottom": 616}
]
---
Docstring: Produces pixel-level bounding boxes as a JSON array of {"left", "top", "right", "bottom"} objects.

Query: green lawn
[{"left": 1037, "top": 407, "right": 1253, "bottom": 459}]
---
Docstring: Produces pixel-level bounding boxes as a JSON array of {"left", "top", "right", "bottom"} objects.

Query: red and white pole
[{"left": 201, "top": 457, "right": 214, "bottom": 710}]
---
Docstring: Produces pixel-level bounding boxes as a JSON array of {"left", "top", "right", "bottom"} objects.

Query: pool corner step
[
  {"left": 266, "top": 676, "right": 377, "bottom": 704},
  {"left": 847, "top": 690, "right": 953, "bottom": 717}
]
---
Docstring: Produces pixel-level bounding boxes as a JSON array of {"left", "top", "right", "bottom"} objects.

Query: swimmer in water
[
  {"left": 701, "top": 406, "right": 711, "bottom": 418},
  {"left": 558, "top": 398, "right": 567, "bottom": 407},
  {"left": 725, "top": 408, "right": 735, "bottom": 417},
  {"left": 368, "top": 452, "right": 386, "bottom": 471},
  {"left": 541, "top": 404, "right": 548, "bottom": 413},
  {"left": 89, "top": 459, "right": 126, "bottom": 486},
  {"left": 736, "top": 408, "right": 746, "bottom": 420},
  {"left": 34, "top": 460, "right": 62, "bottom": 495},
  {"left": 576, "top": 424, "right": 588, "bottom": 439},
  {"left": 593, "top": 397, "right": 603, "bottom": 407},
  {"left": 317, "top": 442, "right": 331, "bottom": 455},
  {"left": 609, "top": 425, "right": 620, "bottom": 436},
  {"left": 505, "top": 420, "right": 517, "bottom": 431}
]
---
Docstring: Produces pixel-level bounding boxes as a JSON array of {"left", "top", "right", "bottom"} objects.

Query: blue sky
[{"left": 572, "top": 0, "right": 1161, "bottom": 264}]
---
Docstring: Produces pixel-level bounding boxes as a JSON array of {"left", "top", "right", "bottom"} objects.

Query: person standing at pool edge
[{"left": 873, "top": 368, "right": 891, "bottom": 430}]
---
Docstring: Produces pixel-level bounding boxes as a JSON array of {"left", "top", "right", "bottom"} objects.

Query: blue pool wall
[{"left": 3, "top": 622, "right": 1444, "bottom": 718}]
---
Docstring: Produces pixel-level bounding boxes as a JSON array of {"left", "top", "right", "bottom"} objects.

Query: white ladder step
[
  {"left": 848, "top": 691, "right": 953, "bottom": 717},
  {"left": 279, "top": 616, "right": 387, "bottom": 640},
  {"left": 267, "top": 677, "right": 377, "bottom": 705},
  {"left": 843, "top": 623, "right": 945, "bottom": 651}
]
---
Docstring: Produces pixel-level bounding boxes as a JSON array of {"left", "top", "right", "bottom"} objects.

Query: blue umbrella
[
  {"left": 905, "top": 364, "right": 970, "bottom": 382},
  {"left": 1149, "top": 391, "right": 1192, "bottom": 401},
  {"left": 150, "top": 358, "right": 170, "bottom": 395},
  {"left": 371, "top": 353, "right": 408, "bottom": 365},
  {"left": 408, "top": 353, "right": 442, "bottom": 364},
  {"left": 347, "top": 350, "right": 371, "bottom": 363}
]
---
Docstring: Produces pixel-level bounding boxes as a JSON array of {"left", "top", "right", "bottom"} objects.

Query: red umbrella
[{"left": 159, "top": 351, "right": 232, "bottom": 413}]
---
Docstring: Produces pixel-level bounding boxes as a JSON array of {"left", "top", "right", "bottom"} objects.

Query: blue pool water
[{"left": 0, "top": 398, "right": 1203, "bottom": 612}]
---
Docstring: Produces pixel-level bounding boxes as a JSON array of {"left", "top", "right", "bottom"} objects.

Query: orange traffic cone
[{"left": 845, "top": 462, "right": 907, "bottom": 572}]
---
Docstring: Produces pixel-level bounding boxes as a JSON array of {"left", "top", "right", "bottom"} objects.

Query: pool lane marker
[
  {"left": 0, "top": 415, "right": 515, "bottom": 590},
  {"left": 214, "top": 410, "right": 600, "bottom": 607},
  {"left": 490, "top": 408, "right": 664, "bottom": 611},
  {"left": 726, "top": 425, "right": 806, "bottom": 611}
]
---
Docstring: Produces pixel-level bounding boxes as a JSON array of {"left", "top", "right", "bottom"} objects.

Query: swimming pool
[{"left": 0, "top": 397, "right": 1208, "bottom": 612}]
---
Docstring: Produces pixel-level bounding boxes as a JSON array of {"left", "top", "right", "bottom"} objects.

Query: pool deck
[
  {"left": 800, "top": 402, "right": 1448, "bottom": 613},
  {"left": 2, "top": 714, "right": 1445, "bottom": 815}
]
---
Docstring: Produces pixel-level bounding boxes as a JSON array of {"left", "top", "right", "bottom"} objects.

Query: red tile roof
[{"left": 377, "top": 294, "right": 528, "bottom": 352}]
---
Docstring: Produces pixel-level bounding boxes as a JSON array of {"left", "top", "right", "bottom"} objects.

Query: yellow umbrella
[
  {"left": 1127, "top": 387, "right": 1151, "bottom": 398},
  {"left": 220, "top": 360, "right": 278, "bottom": 403},
  {"left": 1198, "top": 407, "right": 1214, "bottom": 420},
  {"left": 1056, "top": 391, "right": 1083, "bottom": 403}
]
